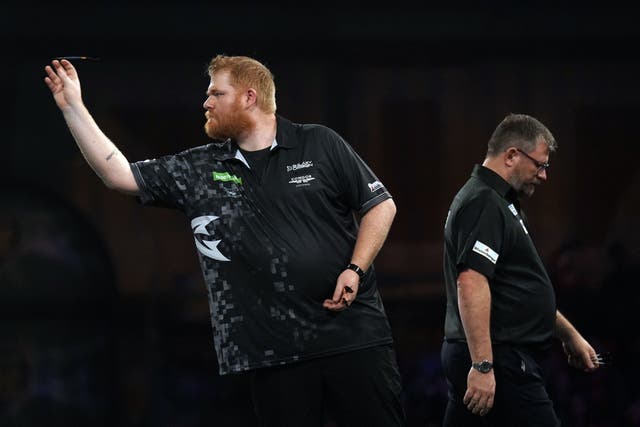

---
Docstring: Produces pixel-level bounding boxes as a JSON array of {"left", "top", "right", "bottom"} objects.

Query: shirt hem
[{"left": 219, "top": 337, "right": 394, "bottom": 375}]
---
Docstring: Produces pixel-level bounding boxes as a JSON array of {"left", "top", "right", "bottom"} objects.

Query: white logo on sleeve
[
  {"left": 191, "top": 215, "right": 231, "bottom": 262},
  {"left": 368, "top": 180, "right": 383, "bottom": 192},
  {"left": 472, "top": 240, "right": 499, "bottom": 264}
]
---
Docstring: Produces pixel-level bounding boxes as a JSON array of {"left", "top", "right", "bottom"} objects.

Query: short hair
[
  {"left": 207, "top": 54, "right": 277, "bottom": 114},
  {"left": 486, "top": 113, "right": 557, "bottom": 156}
]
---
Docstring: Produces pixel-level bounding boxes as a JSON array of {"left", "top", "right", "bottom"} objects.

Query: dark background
[{"left": 2, "top": 3, "right": 640, "bottom": 426}]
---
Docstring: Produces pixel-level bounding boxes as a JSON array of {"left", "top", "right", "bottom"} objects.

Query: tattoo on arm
[{"left": 106, "top": 150, "right": 116, "bottom": 161}]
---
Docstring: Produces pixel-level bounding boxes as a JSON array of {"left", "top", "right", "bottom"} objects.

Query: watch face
[{"left": 474, "top": 360, "right": 493, "bottom": 373}]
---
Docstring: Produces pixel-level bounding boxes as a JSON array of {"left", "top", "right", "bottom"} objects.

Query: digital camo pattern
[{"left": 131, "top": 117, "right": 394, "bottom": 375}]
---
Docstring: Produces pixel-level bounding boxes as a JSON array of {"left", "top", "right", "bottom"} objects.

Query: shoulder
[
  {"left": 171, "top": 141, "right": 232, "bottom": 163},
  {"left": 453, "top": 181, "right": 505, "bottom": 219},
  {"left": 281, "top": 116, "right": 344, "bottom": 145}
]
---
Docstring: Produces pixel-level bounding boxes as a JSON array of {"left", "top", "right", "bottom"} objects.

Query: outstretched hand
[
  {"left": 44, "top": 59, "right": 82, "bottom": 110},
  {"left": 323, "top": 268, "right": 360, "bottom": 311}
]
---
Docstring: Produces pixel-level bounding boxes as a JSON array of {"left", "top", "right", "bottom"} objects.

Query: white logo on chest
[
  {"left": 286, "top": 160, "right": 313, "bottom": 172},
  {"left": 288, "top": 174, "right": 315, "bottom": 186},
  {"left": 191, "top": 215, "right": 231, "bottom": 262},
  {"left": 507, "top": 204, "right": 529, "bottom": 234}
]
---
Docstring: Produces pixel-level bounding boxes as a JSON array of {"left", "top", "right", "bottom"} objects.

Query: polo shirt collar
[
  {"left": 471, "top": 164, "right": 519, "bottom": 203},
  {"left": 212, "top": 114, "right": 299, "bottom": 162},
  {"left": 232, "top": 138, "right": 278, "bottom": 169},
  {"left": 274, "top": 115, "right": 299, "bottom": 149}
]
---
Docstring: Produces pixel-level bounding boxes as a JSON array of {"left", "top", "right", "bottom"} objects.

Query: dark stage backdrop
[{"left": 3, "top": 4, "right": 639, "bottom": 426}]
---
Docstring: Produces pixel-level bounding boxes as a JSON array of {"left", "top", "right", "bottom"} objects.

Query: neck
[
  {"left": 236, "top": 114, "right": 277, "bottom": 151},
  {"left": 482, "top": 156, "right": 511, "bottom": 183}
]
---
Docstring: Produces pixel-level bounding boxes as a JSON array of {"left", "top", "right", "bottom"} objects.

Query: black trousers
[
  {"left": 441, "top": 340, "right": 560, "bottom": 427},
  {"left": 250, "top": 344, "right": 407, "bottom": 427}
]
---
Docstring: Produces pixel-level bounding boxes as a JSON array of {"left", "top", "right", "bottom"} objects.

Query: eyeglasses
[{"left": 516, "top": 148, "right": 550, "bottom": 172}]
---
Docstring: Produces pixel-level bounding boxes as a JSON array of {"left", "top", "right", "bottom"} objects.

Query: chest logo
[
  {"left": 288, "top": 174, "right": 315, "bottom": 187},
  {"left": 212, "top": 171, "right": 242, "bottom": 185},
  {"left": 286, "top": 160, "right": 313, "bottom": 172},
  {"left": 507, "top": 204, "right": 529, "bottom": 234},
  {"left": 191, "top": 215, "right": 231, "bottom": 262}
]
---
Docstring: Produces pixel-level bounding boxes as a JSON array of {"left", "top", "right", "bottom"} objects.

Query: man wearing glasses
[{"left": 441, "top": 113, "right": 600, "bottom": 426}]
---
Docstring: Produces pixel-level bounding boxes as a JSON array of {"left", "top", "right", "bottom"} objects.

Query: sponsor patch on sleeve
[
  {"left": 368, "top": 180, "right": 384, "bottom": 192},
  {"left": 472, "top": 240, "right": 499, "bottom": 264}
]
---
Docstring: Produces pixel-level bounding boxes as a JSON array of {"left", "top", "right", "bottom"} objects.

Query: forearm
[
  {"left": 457, "top": 269, "right": 493, "bottom": 362},
  {"left": 350, "top": 198, "right": 396, "bottom": 271},
  {"left": 62, "top": 103, "right": 137, "bottom": 193},
  {"left": 553, "top": 310, "right": 579, "bottom": 341}
]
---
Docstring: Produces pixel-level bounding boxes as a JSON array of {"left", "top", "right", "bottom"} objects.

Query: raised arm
[{"left": 44, "top": 59, "right": 139, "bottom": 194}]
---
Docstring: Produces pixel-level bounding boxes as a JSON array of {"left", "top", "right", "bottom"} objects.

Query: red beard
[{"left": 204, "top": 99, "right": 254, "bottom": 141}]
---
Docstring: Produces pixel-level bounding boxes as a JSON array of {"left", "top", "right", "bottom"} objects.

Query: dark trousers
[
  {"left": 250, "top": 344, "right": 407, "bottom": 427},
  {"left": 441, "top": 340, "right": 560, "bottom": 427}
]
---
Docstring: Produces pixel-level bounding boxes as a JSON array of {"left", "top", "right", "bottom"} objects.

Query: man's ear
[
  {"left": 504, "top": 147, "right": 519, "bottom": 167},
  {"left": 244, "top": 88, "right": 257, "bottom": 108}
]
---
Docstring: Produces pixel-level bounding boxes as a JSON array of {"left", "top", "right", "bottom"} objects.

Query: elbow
[
  {"left": 102, "top": 177, "right": 119, "bottom": 191},
  {"left": 101, "top": 172, "right": 139, "bottom": 195},
  {"left": 100, "top": 170, "right": 120, "bottom": 190},
  {"left": 385, "top": 198, "right": 397, "bottom": 220}
]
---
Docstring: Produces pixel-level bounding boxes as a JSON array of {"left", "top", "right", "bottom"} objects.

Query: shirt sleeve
[
  {"left": 452, "top": 195, "right": 506, "bottom": 280},
  {"left": 324, "top": 128, "right": 392, "bottom": 215},
  {"left": 129, "top": 153, "right": 191, "bottom": 210}
]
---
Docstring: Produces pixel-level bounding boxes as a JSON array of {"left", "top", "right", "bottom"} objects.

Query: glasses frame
[{"left": 516, "top": 148, "right": 550, "bottom": 172}]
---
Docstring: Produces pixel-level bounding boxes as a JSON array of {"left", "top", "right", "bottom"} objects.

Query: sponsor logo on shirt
[
  {"left": 507, "top": 204, "right": 529, "bottom": 234},
  {"left": 286, "top": 160, "right": 313, "bottom": 172},
  {"left": 368, "top": 180, "right": 383, "bottom": 192},
  {"left": 288, "top": 174, "right": 315, "bottom": 187},
  {"left": 472, "top": 240, "right": 499, "bottom": 264},
  {"left": 212, "top": 171, "right": 242, "bottom": 185},
  {"left": 519, "top": 219, "right": 529, "bottom": 234},
  {"left": 191, "top": 215, "right": 230, "bottom": 262}
]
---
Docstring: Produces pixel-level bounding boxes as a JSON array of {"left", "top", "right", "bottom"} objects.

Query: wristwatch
[
  {"left": 345, "top": 263, "right": 366, "bottom": 280},
  {"left": 472, "top": 359, "right": 493, "bottom": 373}
]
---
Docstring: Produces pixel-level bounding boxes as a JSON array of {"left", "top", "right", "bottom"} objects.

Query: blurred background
[{"left": 3, "top": 2, "right": 640, "bottom": 426}]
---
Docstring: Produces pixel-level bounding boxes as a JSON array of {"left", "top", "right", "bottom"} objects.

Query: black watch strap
[{"left": 345, "top": 263, "right": 366, "bottom": 279}]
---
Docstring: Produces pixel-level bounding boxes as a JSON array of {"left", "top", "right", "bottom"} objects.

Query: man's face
[
  {"left": 203, "top": 70, "right": 253, "bottom": 140},
  {"left": 509, "top": 140, "right": 550, "bottom": 198}
]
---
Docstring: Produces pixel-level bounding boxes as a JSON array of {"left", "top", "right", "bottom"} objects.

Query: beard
[
  {"left": 204, "top": 99, "right": 254, "bottom": 141},
  {"left": 516, "top": 183, "right": 536, "bottom": 198},
  {"left": 510, "top": 169, "right": 539, "bottom": 198}
]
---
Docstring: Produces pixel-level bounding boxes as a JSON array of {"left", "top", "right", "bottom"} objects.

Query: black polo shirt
[
  {"left": 443, "top": 164, "right": 556, "bottom": 349},
  {"left": 130, "top": 115, "right": 394, "bottom": 375}
]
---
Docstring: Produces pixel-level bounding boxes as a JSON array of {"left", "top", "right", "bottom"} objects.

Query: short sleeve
[
  {"left": 130, "top": 154, "right": 191, "bottom": 210},
  {"left": 324, "top": 128, "right": 392, "bottom": 215},
  {"left": 451, "top": 195, "right": 506, "bottom": 279}
]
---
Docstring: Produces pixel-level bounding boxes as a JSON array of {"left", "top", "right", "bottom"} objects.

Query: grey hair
[{"left": 487, "top": 113, "right": 557, "bottom": 156}]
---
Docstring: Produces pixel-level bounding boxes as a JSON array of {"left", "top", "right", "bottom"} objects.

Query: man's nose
[{"left": 537, "top": 168, "right": 548, "bottom": 181}]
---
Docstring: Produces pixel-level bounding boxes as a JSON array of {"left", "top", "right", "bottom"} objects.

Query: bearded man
[{"left": 44, "top": 54, "right": 406, "bottom": 427}]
